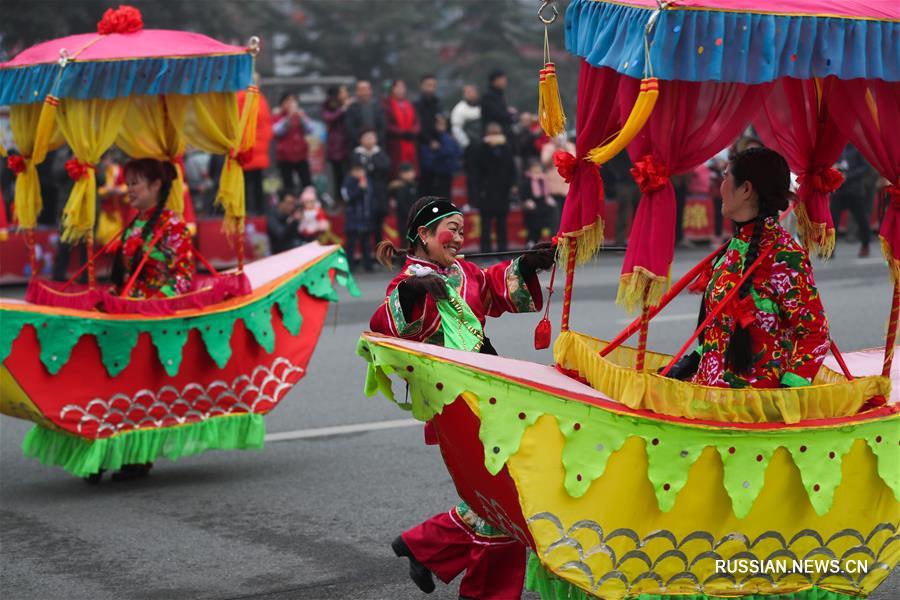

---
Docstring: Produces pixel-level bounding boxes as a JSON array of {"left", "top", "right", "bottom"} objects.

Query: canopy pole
[
  {"left": 85, "top": 229, "right": 96, "bottom": 289},
  {"left": 237, "top": 217, "right": 246, "bottom": 273},
  {"left": 25, "top": 229, "right": 37, "bottom": 280},
  {"left": 560, "top": 237, "right": 577, "bottom": 331},
  {"left": 636, "top": 289, "right": 650, "bottom": 370},
  {"left": 883, "top": 281, "right": 899, "bottom": 377}
]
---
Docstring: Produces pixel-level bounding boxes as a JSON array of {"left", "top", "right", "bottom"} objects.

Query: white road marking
[
  {"left": 265, "top": 418, "right": 421, "bottom": 442},
  {"left": 615, "top": 313, "right": 696, "bottom": 325}
]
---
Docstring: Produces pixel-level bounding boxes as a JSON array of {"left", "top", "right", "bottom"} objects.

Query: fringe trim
[
  {"left": 794, "top": 201, "right": 835, "bottom": 260},
  {"left": 880, "top": 236, "right": 900, "bottom": 285},
  {"left": 616, "top": 266, "right": 670, "bottom": 313},
  {"left": 22, "top": 413, "right": 265, "bottom": 477},
  {"left": 557, "top": 218, "right": 604, "bottom": 266}
]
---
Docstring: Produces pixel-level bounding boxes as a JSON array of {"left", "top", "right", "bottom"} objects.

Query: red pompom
[
  {"left": 97, "top": 5, "right": 144, "bottom": 35},
  {"left": 553, "top": 150, "right": 578, "bottom": 183},
  {"left": 6, "top": 155, "right": 26, "bottom": 175},
  {"left": 64, "top": 159, "right": 93, "bottom": 181},
  {"left": 630, "top": 155, "right": 670, "bottom": 193}
]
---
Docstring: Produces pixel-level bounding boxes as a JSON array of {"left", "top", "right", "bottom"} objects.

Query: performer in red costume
[{"left": 371, "top": 197, "right": 555, "bottom": 599}]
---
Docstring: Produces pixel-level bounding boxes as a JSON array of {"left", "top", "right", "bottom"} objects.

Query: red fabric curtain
[
  {"left": 557, "top": 62, "right": 622, "bottom": 261},
  {"left": 825, "top": 79, "right": 900, "bottom": 277},
  {"left": 753, "top": 78, "right": 847, "bottom": 258},
  {"left": 618, "top": 78, "right": 771, "bottom": 310}
]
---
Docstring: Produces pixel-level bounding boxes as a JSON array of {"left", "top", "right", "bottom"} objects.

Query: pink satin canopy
[{"left": 4, "top": 30, "right": 247, "bottom": 67}]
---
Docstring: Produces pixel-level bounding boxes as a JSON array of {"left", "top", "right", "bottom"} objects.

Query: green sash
[{"left": 435, "top": 283, "right": 484, "bottom": 352}]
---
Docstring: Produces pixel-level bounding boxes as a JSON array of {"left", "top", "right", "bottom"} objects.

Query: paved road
[{"left": 1, "top": 242, "right": 897, "bottom": 599}]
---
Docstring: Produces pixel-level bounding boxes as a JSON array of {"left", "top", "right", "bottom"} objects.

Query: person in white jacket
[{"left": 450, "top": 84, "right": 482, "bottom": 209}]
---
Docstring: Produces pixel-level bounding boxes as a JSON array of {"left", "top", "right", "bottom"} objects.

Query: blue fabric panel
[
  {"left": 0, "top": 53, "right": 252, "bottom": 104},
  {"left": 565, "top": 0, "right": 900, "bottom": 83}
]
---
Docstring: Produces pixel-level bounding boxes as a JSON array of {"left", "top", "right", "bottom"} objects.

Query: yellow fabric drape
[
  {"left": 116, "top": 95, "right": 187, "bottom": 214},
  {"left": 554, "top": 330, "right": 890, "bottom": 424},
  {"left": 56, "top": 97, "right": 130, "bottom": 242},
  {"left": 167, "top": 91, "right": 255, "bottom": 235},
  {"left": 9, "top": 99, "right": 65, "bottom": 230}
]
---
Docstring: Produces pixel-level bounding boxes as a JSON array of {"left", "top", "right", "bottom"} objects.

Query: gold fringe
[
  {"left": 557, "top": 217, "right": 604, "bottom": 266},
  {"left": 616, "top": 266, "right": 669, "bottom": 313},
  {"left": 793, "top": 201, "right": 835, "bottom": 259},
  {"left": 880, "top": 236, "right": 900, "bottom": 285}
]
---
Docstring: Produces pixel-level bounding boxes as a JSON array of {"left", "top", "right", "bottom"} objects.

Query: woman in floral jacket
[
  {"left": 669, "top": 147, "right": 830, "bottom": 389},
  {"left": 111, "top": 158, "right": 193, "bottom": 300}
]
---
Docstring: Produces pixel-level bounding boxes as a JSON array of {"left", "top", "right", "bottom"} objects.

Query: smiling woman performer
[
  {"left": 371, "top": 196, "right": 554, "bottom": 599},
  {"left": 667, "top": 147, "right": 831, "bottom": 388},
  {"left": 111, "top": 158, "right": 193, "bottom": 299}
]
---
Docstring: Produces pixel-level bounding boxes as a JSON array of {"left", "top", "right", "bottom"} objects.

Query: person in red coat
[
  {"left": 273, "top": 92, "right": 312, "bottom": 193},
  {"left": 370, "top": 197, "right": 555, "bottom": 599},
  {"left": 238, "top": 86, "right": 273, "bottom": 215},
  {"left": 384, "top": 79, "right": 420, "bottom": 180}
]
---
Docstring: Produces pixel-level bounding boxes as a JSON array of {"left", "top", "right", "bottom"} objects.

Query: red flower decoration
[
  {"left": 885, "top": 184, "right": 900, "bottom": 211},
  {"left": 234, "top": 149, "right": 254, "bottom": 168},
  {"left": 6, "top": 155, "right": 26, "bottom": 175},
  {"left": 124, "top": 234, "right": 143, "bottom": 256},
  {"left": 553, "top": 150, "right": 578, "bottom": 183},
  {"left": 630, "top": 155, "right": 670, "bottom": 193},
  {"left": 726, "top": 294, "right": 757, "bottom": 329},
  {"left": 64, "top": 159, "right": 94, "bottom": 181},
  {"left": 97, "top": 5, "right": 144, "bottom": 35},
  {"left": 798, "top": 166, "right": 844, "bottom": 194}
]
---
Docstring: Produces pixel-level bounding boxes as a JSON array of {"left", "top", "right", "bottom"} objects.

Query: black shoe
[
  {"left": 391, "top": 535, "right": 435, "bottom": 593},
  {"left": 111, "top": 463, "right": 153, "bottom": 481},
  {"left": 83, "top": 469, "right": 105, "bottom": 484}
]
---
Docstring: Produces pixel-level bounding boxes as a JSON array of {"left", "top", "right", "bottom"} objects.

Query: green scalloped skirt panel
[
  {"left": 357, "top": 337, "right": 900, "bottom": 519},
  {"left": 1, "top": 249, "right": 358, "bottom": 377},
  {"left": 524, "top": 553, "right": 862, "bottom": 600},
  {"left": 22, "top": 413, "right": 266, "bottom": 477}
]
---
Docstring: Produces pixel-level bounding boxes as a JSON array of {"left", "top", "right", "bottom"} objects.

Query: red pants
[{"left": 402, "top": 508, "right": 526, "bottom": 599}]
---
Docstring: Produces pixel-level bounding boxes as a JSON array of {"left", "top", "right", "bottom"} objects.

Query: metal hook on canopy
[
  {"left": 58, "top": 48, "right": 70, "bottom": 67},
  {"left": 538, "top": 1, "right": 558, "bottom": 25},
  {"left": 643, "top": 0, "right": 674, "bottom": 78},
  {"left": 247, "top": 36, "right": 261, "bottom": 56}
]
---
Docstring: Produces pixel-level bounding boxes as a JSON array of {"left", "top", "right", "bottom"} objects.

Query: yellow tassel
[
  {"left": 616, "top": 267, "right": 670, "bottom": 313},
  {"left": 793, "top": 201, "right": 835, "bottom": 259},
  {"left": 556, "top": 217, "right": 604, "bottom": 267},
  {"left": 587, "top": 78, "right": 659, "bottom": 165},
  {"left": 538, "top": 63, "right": 566, "bottom": 137},
  {"left": 881, "top": 236, "right": 900, "bottom": 285}
]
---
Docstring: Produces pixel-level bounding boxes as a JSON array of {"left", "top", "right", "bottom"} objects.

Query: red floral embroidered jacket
[
  {"left": 693, "top": 217, "right": 830, "bottom": 388},
  {"left": 120, "top": 208, "right": 193, "bottom": 299}
]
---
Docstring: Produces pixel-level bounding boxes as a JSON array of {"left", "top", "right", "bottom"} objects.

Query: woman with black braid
[
  {"left": 111, "top": 159, "right": 193, "bottom": 299},
  {"left": 668, "top": 147, "right": 830, "bottom": 389},
  {"left": 102, "top": 159, "right": 193, "bottom": 482}
]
